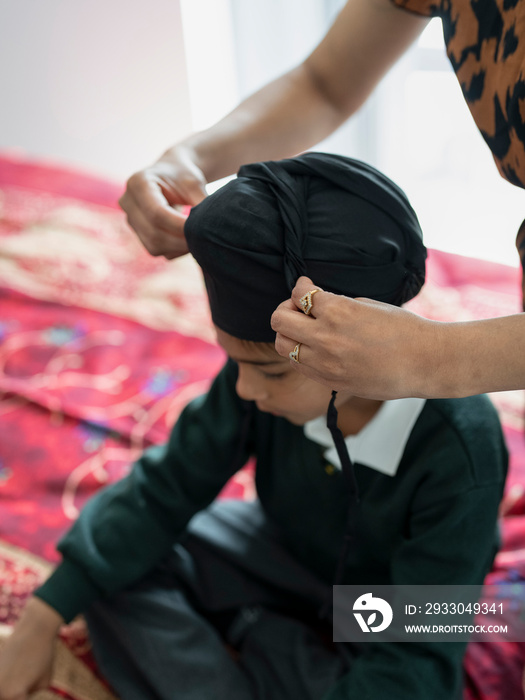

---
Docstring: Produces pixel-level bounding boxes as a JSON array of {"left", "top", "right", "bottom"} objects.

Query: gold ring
[
  {"left": 289, "top": 343, "right": 301, "bottom": 363},
  {"left": 299, "top": 289, "right": 319, "bottom": 315}
]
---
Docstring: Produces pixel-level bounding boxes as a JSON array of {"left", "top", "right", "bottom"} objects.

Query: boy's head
[
  {"left": 185, "top": 152, "right": 426, "bottom": 343},
  {"left": 184, "top": 153, "right": 426, "bottom": 425}
]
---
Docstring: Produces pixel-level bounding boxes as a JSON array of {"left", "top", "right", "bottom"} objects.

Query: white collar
[{"left": 303, "top": 398, "right": 426, "bottom": 477}]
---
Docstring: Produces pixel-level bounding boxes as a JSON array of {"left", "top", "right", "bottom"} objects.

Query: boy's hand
[{"left": 0, "top": 597, "right": 64, "bottom": 700}]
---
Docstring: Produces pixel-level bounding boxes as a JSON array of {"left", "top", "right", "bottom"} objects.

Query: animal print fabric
[{"left": 391, "top": 0, "right": 525, "bottom": 188}]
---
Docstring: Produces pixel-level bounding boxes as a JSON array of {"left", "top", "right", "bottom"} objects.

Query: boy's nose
[{"left": 235, "top": 365, "right": 269, "bottom": 402}]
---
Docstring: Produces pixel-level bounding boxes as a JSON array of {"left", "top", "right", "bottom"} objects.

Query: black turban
[{"left": 185, "top": 152, "right": 426, "bottom": 342}]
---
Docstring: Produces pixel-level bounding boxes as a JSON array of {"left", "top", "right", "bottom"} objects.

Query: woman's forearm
[
  {"left": 434, "top": 314, "right": 525, "bottom": 398},
  {"left": 118, "top": 1, "right": 428, "bottom": 258},
  {"left": 178, "top": 64, "right": 347, "bottom": 184},
  {"left": 174, "top": 0, "right": 429, "bottom": 184}
]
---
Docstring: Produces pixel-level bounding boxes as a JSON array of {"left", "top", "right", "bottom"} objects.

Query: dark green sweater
[{"left": 36, "top": 360, "right": 508, "bottom": 699}]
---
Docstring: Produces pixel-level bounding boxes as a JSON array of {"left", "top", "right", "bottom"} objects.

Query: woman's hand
[
  {"left": 0, "top": 597, "right": 64, "bottom": 700},
  {"left": 119, "top": 145, "right": 208, "bottom": 259},
  {"left": 271, "top": 276, "right": 445, "bottom": 400},
  {"left": 273, "top": 276, "right": 525, "bottom": 400}
]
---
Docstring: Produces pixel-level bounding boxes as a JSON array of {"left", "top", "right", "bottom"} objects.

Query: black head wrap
[{"left": 185, "top": 152, "right": 426, "bottom": 342}]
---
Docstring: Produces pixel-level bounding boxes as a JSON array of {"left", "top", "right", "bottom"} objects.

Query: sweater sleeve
[
  {"left": 35, "top": 360, "right": 252, "bottom": 623},
  {"left": 323, "top": 407, "right": 507, "bottom": 700}
]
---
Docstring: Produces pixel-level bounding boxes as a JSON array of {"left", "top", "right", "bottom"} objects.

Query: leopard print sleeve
[{"left": 391, "top": 0, "right": 525, "bottom": 189}]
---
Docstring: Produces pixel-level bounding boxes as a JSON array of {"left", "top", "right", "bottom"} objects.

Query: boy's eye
[{"left": 261, "top": 371, "right": 287, "bottom": 380}]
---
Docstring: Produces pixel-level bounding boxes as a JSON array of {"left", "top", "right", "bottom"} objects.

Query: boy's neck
[{"left": 335, "top": 396, "right": 384, "bottom": 437}]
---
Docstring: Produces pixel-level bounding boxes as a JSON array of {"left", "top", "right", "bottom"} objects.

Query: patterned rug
[{"left": 0, "top": 154, "right": 254, "bottom": 562}]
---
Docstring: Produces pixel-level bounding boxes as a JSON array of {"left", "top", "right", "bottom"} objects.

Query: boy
[{"left": 0, "top": 154, "right": 507, "bottom": 699}]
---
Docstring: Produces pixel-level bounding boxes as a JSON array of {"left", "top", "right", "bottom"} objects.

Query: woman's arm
[{"left": 119, "top": 0, "right": 429, "bottom": 257}]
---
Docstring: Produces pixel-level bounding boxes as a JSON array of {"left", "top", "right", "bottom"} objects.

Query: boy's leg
[
  {"left": 238, "top": 610, "right": 347, "bottom": 700},
  {"left": 86, "top": 575, "right": 253, "bottom": 700},
  {"left": 179, "top": 498, "right": 331, "bottom": 614},
  {"left": 85, "top": 499, "right": 348, "bottom": 700},
  {"left": 182, "top": 500, "right": 351, "bottom": 698}
]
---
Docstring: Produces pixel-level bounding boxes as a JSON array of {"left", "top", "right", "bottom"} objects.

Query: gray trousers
[{"left": 85, "top": 500, "right": 349, "bottom": 700}]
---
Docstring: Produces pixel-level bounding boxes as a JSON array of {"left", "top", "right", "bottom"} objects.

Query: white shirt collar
[{"left": 303, "top": 398, "right": 426, "bottom": 477}]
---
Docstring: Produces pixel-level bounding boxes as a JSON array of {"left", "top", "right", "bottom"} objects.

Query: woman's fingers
[
  {"left": 290, "top": 276, "right": 324, "bottom": 318},
  {"left": 272, "top": 277, "right": 433, "bottom": 399}
]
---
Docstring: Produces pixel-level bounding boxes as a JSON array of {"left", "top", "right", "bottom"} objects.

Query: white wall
[{"left": 0, "top": 1, "right": 192, "bottom": 180}]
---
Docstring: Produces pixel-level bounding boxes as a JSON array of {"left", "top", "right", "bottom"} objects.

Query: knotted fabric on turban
[{"left": 185, "top": 152, "right": 426, "bottom": 342}]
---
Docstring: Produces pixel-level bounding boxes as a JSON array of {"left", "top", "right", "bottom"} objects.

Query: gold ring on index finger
[
  {"left": 299, "top": 289, "right": 319, "bottom": 315},
  {"left": 289, "top": 343, "right": 301, "bottom": 364}
]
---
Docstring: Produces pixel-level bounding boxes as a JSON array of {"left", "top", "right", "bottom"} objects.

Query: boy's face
[{"left": 216, "top": 327, "right": 351, "bottom": 425}]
